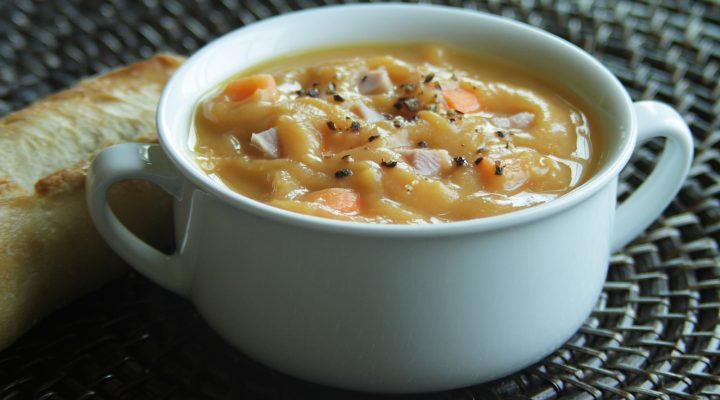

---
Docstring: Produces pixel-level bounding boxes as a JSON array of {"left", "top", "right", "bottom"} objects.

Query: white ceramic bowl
[{"left": 86, "top": 4, "right": 693, "bottom": 393}]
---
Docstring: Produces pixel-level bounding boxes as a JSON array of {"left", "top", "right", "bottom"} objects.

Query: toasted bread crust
[
  {"left": 0, "top": 54, "right": 183, "bottom": 191},
  {"left": 0, "top": 55, "right": 182, "bottom": 351}
]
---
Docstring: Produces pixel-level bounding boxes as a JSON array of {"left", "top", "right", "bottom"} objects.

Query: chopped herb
[
  {"left": 381, "top": 160, "right": 398, "bottom": 168},
  {"left": 335, "top": 168, "right": 353, "bottom": 178},
  {"left": 434, "top": 82, "right": 442, "bottom": 90},
  {"left": 505, "top": 142, "right": 510, "bottom": 149},
  {"left": 327, "top": 121, "right": 337, "bottom": 130},
  {"left": 307, "top": 87, "right": 320, "bottom": 98},
  {"left": 451, "top": 73, "right": 458, "bottom": 81},
  {"left": 496, "top": 131, "right": 506, "bottom": 138},
  {"left": 418, "top": 140, "right": 428, "bottom": 148},
  {"left": 423, "top": 104, "right": 438, "bottom": 112},
  {"left": 454, "top": 156, "right": 467, "bottom": 166},
  {"left": 350, "top": 121, "right": 362, "bottom": 131},
  {"left": 333, "top": 94, "right": 345, "bottom": 102},
  {"left": 423, "top": 73, "right": 435, "bottom": 83},
  {"left": 495, "top": 161, "right": 505, "bottom": 175},
  {"left": 474, "top": 156, "right": 484, "bottom": 165},
  {"left": 368, "top": 135, "right": 380, "bottom": 142},
  {"left": 327, "top": 82, "right": 337, "bottom": 94}
]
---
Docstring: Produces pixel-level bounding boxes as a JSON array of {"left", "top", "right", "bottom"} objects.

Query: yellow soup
[{"left": 192, "top": 43, "right": 600, "bottom": 223}]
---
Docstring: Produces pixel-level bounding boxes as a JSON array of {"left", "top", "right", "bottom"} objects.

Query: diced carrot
[
  {"left": 303, "top": 188, "right": 361, "bottom": 215},
  {"left": 224, "top": 74, "right": 278, "bottom": 102},
  {"left": 475, "top": 156, "right": 529, "bottom": 193},
  {"left": 474, "top": 155, "right": 498, "bottom": 184},
  {"left": 442, "top": 88, "right": 480, "bottom": 113}
]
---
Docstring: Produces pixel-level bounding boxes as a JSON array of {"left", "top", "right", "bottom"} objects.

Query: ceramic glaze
[{"left": 86, "top": 4, "right": 693, "bottom": 393}]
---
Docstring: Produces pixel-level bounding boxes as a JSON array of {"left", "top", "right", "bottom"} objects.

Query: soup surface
[{"left": 192, "top": 43, "right": 599, "bottom": 223}]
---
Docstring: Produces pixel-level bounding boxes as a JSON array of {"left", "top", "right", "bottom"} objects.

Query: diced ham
[
  {"left": 493, "top": 112, "right": 535, "bottom": 130},
  {"left": 398, "top": 148, "right": 452, "bottom": 177},
  {"left": 350, "top": 102, "right": 385, "bottom": 123},
  {"left": 358, "top": 68, "right": 393, "bottom": 94},
  {"left": 250, "top": 127, "right": 280, "bottom": 158}
]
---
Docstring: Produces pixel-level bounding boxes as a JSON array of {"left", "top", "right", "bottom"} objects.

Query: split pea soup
[{"left": 191, "top": 43, "right": 601, "bottom": 223}]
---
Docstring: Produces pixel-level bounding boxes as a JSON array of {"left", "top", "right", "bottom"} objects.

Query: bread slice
[{"left": 0, "top": 54, "right": 184, "bottom": 351}]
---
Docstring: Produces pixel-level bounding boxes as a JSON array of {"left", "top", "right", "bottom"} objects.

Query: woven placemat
[{"left": 1, "top": 0, "right": 719, "bottom": 398}]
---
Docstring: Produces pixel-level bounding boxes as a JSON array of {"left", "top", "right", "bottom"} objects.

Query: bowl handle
[
  {"left": 611, "top": 101, "right": 694, "bottom": 252},
  {"left": 86, "top": 143, "right": 190, "bottom": 296}
]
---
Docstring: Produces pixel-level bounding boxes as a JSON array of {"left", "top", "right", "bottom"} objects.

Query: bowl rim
[{"left": 157, "top": 2, "right": 636, "bottom": 238}]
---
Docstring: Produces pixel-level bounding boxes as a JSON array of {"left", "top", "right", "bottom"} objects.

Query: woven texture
[{"left": 1, "top": 0, "right": 719, "bottom": 398}]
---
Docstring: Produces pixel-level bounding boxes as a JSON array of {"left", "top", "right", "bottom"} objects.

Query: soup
[{"left": 191, "top": 43, "right": 599, "bottom": 223}]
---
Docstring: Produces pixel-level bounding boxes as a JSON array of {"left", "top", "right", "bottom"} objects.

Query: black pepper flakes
[
  {"left": 368, "top": 135, "right": 380, "bottom": 142},
  {"left": 423, "top": 73, "right": 435, "bottom": 83},
  {"left": 405, "top": 97, "right": 420, "bottom": 111},
  {"left": 350, "top": 121, "right": 361, "bottom": 131},
  {"left": 335, "top": 168, "right": 353, "bottom": 178},
  {"left": 341, "top": 154, "right": 352, "bottom": 161},
  {"left": 496, "top": 130, "right": 506, "bottom": 138},
  {"left": 382, "top": 113, "right": 393, "bottom": 121},
  {"left": 400, "top": 83, "right": 416, "bottom": 92},
  {"left": 418, "top": 140, "right": 428, "bottom": 148},
  {"left": 295, "top": 89, "right": 305, "bottom": 97},
  {"left": 454, "top": 156, "right": 467, "bottom": 166},
  {"left": 380, "top": 160, "right": 398, "bottom": 168},
  {"left": 494, "top": 161, "right": 505, "bottom": 175},
  {"left": 327, "top": 121, "right": 337, "bottom": 130},
  {"left": 327, "top": 82, "right": 337, "bottom": 94},
  {"left": 307, "top": 87, "right": 320, "bottom": 98},
  {"left": 394, "top": 97, "right": 420, "bottom": 112},
  {"left": 476, "top": 147, "right": 485, "bottom": 154},
  {"left": 361, "top": 75, "right": 368, "bottom": 83},
  {"left": 333, "top": 94, "right": 345, "bottom": 102},
  {"left": 474, "top": 156, "right": 484, "bottom": 165}
]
